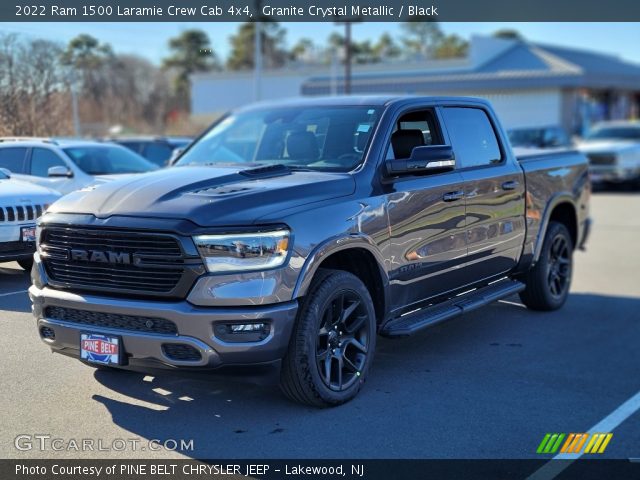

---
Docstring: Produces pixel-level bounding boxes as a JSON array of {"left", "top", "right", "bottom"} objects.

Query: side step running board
[{"left": 380, "top": 279, "right": 525, "bottom": 337}]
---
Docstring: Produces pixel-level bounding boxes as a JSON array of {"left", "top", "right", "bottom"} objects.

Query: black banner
[
  {"left": 3, "top": 0, "right": 640, "bottom": 22},
  {"left": 2, "top": 459, "right": 640, "bottom": 480}
]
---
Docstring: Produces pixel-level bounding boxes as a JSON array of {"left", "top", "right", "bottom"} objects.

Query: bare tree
[{"left": 0, "top": 34, "right": 71, "bottom": 136}]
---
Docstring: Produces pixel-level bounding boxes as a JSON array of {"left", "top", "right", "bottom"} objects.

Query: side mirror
[
  {"left": 47, "top": 166, "right": 73, "bottom": 178},
  {"left": 386, "top": 145, "right": 455, "bottom": 175},
  {"left": 0, "top": 167, "right": 11, "bottom": 178}
]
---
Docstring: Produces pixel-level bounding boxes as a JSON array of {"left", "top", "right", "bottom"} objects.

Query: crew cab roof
[{"left": 235, "top": 95, "right": 492, "bottom": 113}]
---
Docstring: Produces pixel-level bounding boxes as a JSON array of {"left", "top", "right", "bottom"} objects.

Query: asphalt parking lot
[{"left": 0, "top": 191, "right": 638, "bottom": 461}]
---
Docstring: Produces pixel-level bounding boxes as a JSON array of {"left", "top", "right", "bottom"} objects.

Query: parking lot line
[
  {"left": 528, "top": 389, "right": 640, "bottom": 479},
  {"left": 0, "top": 289, "right": 27, "bottom": 297}
]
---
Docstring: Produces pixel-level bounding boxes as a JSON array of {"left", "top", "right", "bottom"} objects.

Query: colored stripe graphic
[
  {"left": 537, "top": 433, "right": 565, "bottom": 454},
  {"left": 584, "top": 433, "right": 613, "bottom": 454},
  {"left": 560, "top": 433, "right": 576, "bottom": 453},
  {"left": 560, "top": 433, "right": 587, "bottom": 453}
]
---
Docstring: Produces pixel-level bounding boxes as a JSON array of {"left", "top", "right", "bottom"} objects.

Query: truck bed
[{"left": 514, "top": 147, "right": 591, "bottom": 267}]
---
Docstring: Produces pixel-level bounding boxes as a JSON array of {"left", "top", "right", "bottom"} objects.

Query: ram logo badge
[{"left": 70, "top": 249, "right": 132, "bottom": 264}]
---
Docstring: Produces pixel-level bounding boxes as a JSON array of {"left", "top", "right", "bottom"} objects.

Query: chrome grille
[
  {"left": 587, "top": 153, "right": 616, "bottom": 166},
  {"left": 0, "top": 204, "right": 47, "bottom": 222},
  {"left": 40, "top": 227, "right": 187, "bottom": 294}
]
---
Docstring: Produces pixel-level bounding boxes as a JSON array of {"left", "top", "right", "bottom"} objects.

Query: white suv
[
  {"left": 0, "top": 168, "right": 60, "bottom": 271},
  {"left": 0, "top": 138, "right": 158, "bottom": 195}
]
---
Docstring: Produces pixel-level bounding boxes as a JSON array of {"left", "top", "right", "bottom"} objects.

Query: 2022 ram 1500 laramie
[{"left": 29, "top": 96, "right": 591, "bottom": 407}]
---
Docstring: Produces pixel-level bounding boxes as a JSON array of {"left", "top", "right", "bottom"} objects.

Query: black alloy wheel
[
  {"left": 280, "top": 269, "right": 377, "bottom": 407},
  {"left": 316, "top": 290, "right": 370, "bottom": 391},
  {"left": 547, "top": 233, "right": 571, "bottom": 298}
]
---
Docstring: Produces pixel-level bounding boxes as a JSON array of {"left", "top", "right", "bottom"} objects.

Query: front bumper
[
  {"left": 0, "top": 224, "right": 35, "bottom": 262},
  {"left": 29, "top": 284, "right": 298, "bottom": 371}
]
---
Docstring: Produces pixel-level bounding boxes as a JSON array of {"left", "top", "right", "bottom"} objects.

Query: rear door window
[{"left": 441, "top": 107, "right": 502, "bottom": 168}]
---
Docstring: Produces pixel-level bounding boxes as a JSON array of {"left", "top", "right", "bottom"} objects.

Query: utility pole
[
  {"left": 69, "top": 68, "right": 81, "bottom": 137},
  {"left": 254, "top": 19, "right": 262, "bottom": 101},
  {"left": 253, "top": 0, "right": 263, "bottom": 102},
  {"left": 344, "top": 22, "right": 352, "bottom": 94},
  {"left": 333, "top": 18, "right": 361, "bottom": 95}
]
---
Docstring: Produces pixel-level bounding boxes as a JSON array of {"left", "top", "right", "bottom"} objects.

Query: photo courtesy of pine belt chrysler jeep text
[{"left": 29, "top": 96, "right": 591, "bottom": 407}]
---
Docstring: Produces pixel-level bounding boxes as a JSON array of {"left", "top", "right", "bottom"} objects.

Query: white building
[{"left": 191, "top": 36, "right": 640, "bottom": 135}]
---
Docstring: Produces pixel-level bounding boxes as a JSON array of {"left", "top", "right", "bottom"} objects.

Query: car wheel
[
  {"left": 17, "top": 258, "right": 33, "bottom": 272},
  {"left": 280, "top": 269, "right": 376, "bottom": 407},
  {"left": 519, "top": 221, "right": 573, "bottom": 311}
]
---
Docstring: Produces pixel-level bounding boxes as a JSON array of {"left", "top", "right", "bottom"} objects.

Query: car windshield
[
  {"left": 175, "top": 105, "right": 382, "bottom": 172},
  {"left": 0, "top": 169, "right": 7, "bottom": 179},
  {"left": 585, "top": 126, "right": 640, "bottom": 141},
  {"left": 63, "top": 145, "right": 159, "bottom": 175}
]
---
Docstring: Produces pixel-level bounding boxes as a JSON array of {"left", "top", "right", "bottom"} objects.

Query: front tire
[
  {"left": 280, "top": 269, "right": 376, "bottom": 407},
  {"left": 519, "top": 221, "right": 573, "bottom": 311}
]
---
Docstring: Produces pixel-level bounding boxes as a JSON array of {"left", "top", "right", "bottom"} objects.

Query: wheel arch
[
  {"left": 533, "top": 195, "right": 578, "bottom": 263},
  {"left": 293, "top": 235, "right": 389, "bottom": 325}
]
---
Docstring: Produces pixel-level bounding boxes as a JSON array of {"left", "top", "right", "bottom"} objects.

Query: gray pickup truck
[{"left": 29, "top": 96, "right": 590, "bottom": 407}]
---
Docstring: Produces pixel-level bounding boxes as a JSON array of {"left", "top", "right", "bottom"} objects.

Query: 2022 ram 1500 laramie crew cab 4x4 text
[{"left": 29, "top": 97, "right": 590, "bottom": 407}]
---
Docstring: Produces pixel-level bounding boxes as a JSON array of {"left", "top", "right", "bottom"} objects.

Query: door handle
[
  {"left": 443, "top": 191, "right": 465, "bottom": 202},
  {"left": 501, "top": 180, "right": 520, "bottom": 191}
]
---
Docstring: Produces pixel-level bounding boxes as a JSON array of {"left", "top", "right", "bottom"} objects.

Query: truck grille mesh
[
  {"left": 40, "top": 227, "right": 186, "bottom": 294},
  {"left": 45, "top": 306, "right": 178, "bottom": 335},
  {"left": 0, "top": 204, "right": 48, "bottom": 222}
]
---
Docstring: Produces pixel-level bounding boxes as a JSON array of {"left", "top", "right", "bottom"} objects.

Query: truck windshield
[
  {"left": 63, "top": 145, "right": 159, "bottom": 175},
  {"left": 585, "top": 126, "right": 640, "bottom": 141},
  {"left": 175, "top": 106, "right": 382, "bottom": 172}
]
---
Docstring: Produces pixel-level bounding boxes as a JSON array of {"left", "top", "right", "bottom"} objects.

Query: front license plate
[
  {"left": 80, "top": 333, "right": 121, "bottom": 365},
  {"left": 21, "top": 225, "right": 36, "bottom": 242}
]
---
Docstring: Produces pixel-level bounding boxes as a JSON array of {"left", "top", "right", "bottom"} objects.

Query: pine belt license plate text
[
  {"left": 21, "top": 225, "right": 36, "bottom": 242},
  {"left": 80, "top": 333, "right": 121, "bottom": 365}
]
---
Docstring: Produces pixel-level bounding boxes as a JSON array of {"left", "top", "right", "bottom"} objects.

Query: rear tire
[
  {"left": 519, "top": 221, "right": 573, "bottom": 311},
  {"left": 17, "top": 258, "right": 33, "bottom": 272},
  {"left": 280, "top": 269, "right": 376, "bottom": 407}
]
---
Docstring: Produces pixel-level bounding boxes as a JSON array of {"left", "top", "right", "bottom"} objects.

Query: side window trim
[
  {"left": 383, "top": 105, "right": 450, "bottom": 161},
  {"left": 439, "top": 105, "right": 506, "bottom": 171},
  {"left": 25, "top": 147, "right": 33, "bottom": 175}
]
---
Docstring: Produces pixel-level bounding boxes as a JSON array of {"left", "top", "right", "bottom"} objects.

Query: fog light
[
  {"left": 231, "top": 323, "right": 265, "bottom": 333},
  {"left": 40, "top": 326, "right": 55, "bottom": 340},
  {"left": 214, "top": 323, "right": 270, "bottom": 343}
]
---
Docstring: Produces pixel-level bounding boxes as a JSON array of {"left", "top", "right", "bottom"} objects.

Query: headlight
[{"left": 193, "top": 229, "right": 290, "bottom": 273}]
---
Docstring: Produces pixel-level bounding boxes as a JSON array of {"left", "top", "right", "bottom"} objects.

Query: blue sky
[{"left": 0, "top": 22, "right": 639, "bottom": 64}]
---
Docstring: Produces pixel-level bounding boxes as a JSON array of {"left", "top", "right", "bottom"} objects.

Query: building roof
[{"left": 302, "top": 36, "right": 640, "bottom": 95}]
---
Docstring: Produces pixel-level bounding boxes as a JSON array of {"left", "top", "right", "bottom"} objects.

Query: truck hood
[
  {"left": 0, "top": 178, "right": 61, "bottom": 203},
  {"left": 576, "top": 140, "right": 640, "bottom": 154},
  {"left": 48, "top": 166, "right": 356, "bottom": 226},
  {"left": 91, "top": 173, "right": 139, "bottom": 184}
]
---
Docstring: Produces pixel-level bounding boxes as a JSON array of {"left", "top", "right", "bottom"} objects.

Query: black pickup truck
[{"left": 30, "top": 96, "right": 590, "bottom": 407}]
